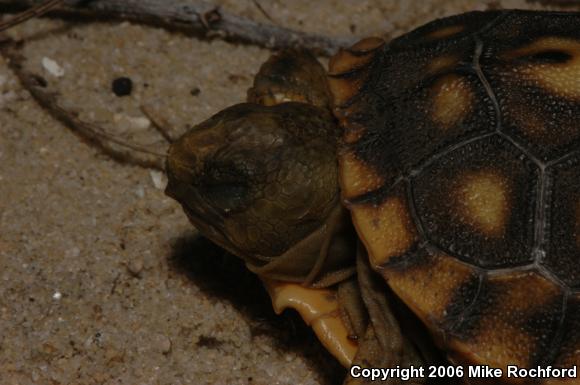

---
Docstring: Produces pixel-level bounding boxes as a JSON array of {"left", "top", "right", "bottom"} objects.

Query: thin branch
[
  {"left": 0, "top": 0, "right": 63, "bottom": 33},
  {"left": 251, "top": 0, "right": 275, "bottom": 24},
  {"left": 1, "top": 40, "right": 166, "bottom": 170},
  {"left": 0, "top": 0, "right": 357, "bottom": 56},
  {"left": 140, "top": 104, "right": 176, "bottom": 144}
]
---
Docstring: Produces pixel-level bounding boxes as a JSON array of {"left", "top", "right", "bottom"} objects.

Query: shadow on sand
[{"left": 167, "top": 233, "right": 346, "bottom": 385}]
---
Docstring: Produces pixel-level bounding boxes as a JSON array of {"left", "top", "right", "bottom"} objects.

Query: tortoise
[{"left": 165, "top": 9, "right": 580, "bottom": 384}]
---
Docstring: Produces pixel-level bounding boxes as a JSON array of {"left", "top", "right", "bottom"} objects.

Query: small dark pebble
[
  {"left": 32, "top": 74, "right": 47, "bottom": 88},
  {"left": 195, "top": 335, "right": 223, "bottom": 349},
  {"left": 228, "top": 74, "right": 247, "bottom": 83},
  {"left": 190, "top": 87, "right": 201, "bottom": 96},
  {"left": 112, "top": 77, "right": 133, "bottom": 96}
]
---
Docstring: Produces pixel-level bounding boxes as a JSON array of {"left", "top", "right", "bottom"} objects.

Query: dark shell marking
[{"left": 334, "top": 10, "right": 580, "bottom": 374}]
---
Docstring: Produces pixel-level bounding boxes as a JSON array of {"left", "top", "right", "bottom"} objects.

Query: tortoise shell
[{"left": 331, "top": 10, "right": 580, "bottom": 371}]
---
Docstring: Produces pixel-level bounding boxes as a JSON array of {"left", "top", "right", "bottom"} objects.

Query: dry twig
[
  {"left": 1, "top": 40, "right": 167, "bottom": 170},
  {"left": 0, "top": 0, "right": 357, "bottom": 56},
  {"left": 140, "top": 105, "right": 177, "bottom": 144},
  {"left": 0, "top": 0, "right": 63, "bottom": 33},
  {"left": 251, "top": 0, "right": 275, "bottom": 24}
]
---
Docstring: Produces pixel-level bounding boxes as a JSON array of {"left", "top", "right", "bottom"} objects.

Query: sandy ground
[{"left": 0, "top": 0, "right": 573, "bottom": 384}]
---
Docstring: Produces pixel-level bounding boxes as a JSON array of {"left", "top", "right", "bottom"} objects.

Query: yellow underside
[{"left": 261, "top": 278, "right": 358, "bottom": 367}]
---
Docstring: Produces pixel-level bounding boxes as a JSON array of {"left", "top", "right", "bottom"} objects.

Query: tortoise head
[{"left": 165, "top": 102, "right": 341, "bottom": 260}]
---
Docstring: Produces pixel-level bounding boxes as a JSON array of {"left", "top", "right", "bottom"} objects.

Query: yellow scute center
[
  {"left": 431, "top": 74, "right": 473, "bottom": 129},
  {"left": 427, "top": 54, "right": 460, "bottom": 74},
  {"left": 457, "top": 171, "right": 511, "bottom": 237},
  {"left": 507, "top": 37, "right": 580, "bottom": 100},
  {"left": 426, "top": 24, "right": 464, "bottom": 40}
]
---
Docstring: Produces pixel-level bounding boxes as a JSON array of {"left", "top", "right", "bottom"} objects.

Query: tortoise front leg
[
  {"left": 343, "top": 245, "right": 426, "bottom": 385},
  {"left": 338, "top": 278, "right": 368, "bottom": 340},
  {"left": 261, "top": 277, "right": 358, "bottom": 367}
]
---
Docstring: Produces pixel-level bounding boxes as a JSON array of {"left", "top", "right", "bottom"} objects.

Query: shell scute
[
  {"left": 481, "top": 12, "right": 580, "bottom": 161},
  {"left": 412, "top": 134, "right": 538, "bottom": 269},
  {"left": 350, "top": 183, "right": 418, "bottom": 267},
  {"left": 378, "top": 248, "right": 481, "bottom": 330},
  {"left": 446, "top": 271, "right": 564, "bottom": 370}
]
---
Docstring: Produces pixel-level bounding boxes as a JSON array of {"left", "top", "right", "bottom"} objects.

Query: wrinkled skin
[
  {"left": 165, "top": 50, "right": 430, "bottom": 384},
  {"left": 166, "top": 102, "right": 339, "bottom": 259}
]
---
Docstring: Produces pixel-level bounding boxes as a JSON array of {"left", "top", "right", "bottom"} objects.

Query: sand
[{"left": 0, "top": 0, "right": 571, "bottom": 384}]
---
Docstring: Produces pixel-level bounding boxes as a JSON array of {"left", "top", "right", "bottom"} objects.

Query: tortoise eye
[
  {"left": 523, "top": 50, "right": 572, "bottom": 64},
  {"left": 202, "top": 182, "right": 250, "bottom": 214},
  {"left": 199, "top": 164, "right": 253, "bottom": 215}
]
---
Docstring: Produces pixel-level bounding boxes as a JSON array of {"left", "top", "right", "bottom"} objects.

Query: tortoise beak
[
  {"left": 164, "top": 121, "right": 252, "bottom": 258},
  {"left": 165, "top": 166, "right": 243, "bottom": 258}
]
